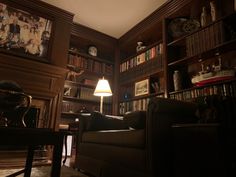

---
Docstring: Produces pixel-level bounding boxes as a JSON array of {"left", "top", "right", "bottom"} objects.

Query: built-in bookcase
[
  {"left": 165, "top": 0, "right": 236, "bottom": 102},
  {"left": 60, "top": 23, "right": 116, "bottom": 125},
  {"left": 118, "top": 41, "right": 164, "bottom": 114},
  {"left": 116, "top": 0, "right": 236, "bottom": 115}
]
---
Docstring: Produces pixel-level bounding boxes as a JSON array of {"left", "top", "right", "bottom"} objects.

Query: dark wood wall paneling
[
  {"left": 118, "top": 0, "right": 192, "bottom": 58},
  {"left": 71, "top": 23, "right": 117, "bottom": 61},
  {"left": 0, "top": 0, "right": 74, "bottom": 129}
]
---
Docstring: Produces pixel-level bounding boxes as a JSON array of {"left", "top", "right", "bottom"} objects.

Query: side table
[
  {"left": 0, "top": 127, "right": 65, "bottom": 177},
  {"left": 60, "top": 121, "right": 79, "bottom": 167}
]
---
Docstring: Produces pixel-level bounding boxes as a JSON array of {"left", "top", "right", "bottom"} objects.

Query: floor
[
  {"left": 0, "top": 165, "right": 90, "bottom": 177},
  {"left": 0, "top": 156, "right": 91, "bottom": 177}
]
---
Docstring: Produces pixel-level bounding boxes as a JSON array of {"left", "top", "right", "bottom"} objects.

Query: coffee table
[{"left": 0, "top": 127, "right": 65, "bottom": 177}]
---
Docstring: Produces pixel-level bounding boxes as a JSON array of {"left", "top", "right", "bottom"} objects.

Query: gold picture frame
[
  {"left": 0, "top": 2, "right": 53, "bottom": 62},
  {"left": 134, "top": 79, "right": 149, "bottom": 96}
]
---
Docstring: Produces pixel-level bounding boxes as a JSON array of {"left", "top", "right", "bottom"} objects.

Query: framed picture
[
  {"left": 0, "top": 3, "right": 53, "bottom": 62},
  {"left": 135, "top": 79, "right": 149, "bottom": 96}
]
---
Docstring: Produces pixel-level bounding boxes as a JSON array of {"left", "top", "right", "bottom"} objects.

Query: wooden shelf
[
  {"left": 63, "top": 96, "right": 100, "bottom": 103},
  {"left": 168, "top": 38, "right": 236, "bottom": 67},
  {"left": 67, "top": 64, "right": 113, "bottom": 77},
  {"left": 169, "top": 78, "right": 236, "bottom": 95},
  {"left": 64, "top": 80, "right": 95, "bottom": 88},
  {"left": 121, "top": 92, "right": 164, "bottom": 102},
  {"left": 61, "top": 112, "right": 81, "bottom": 116},
  {"left": 167, "top": 11, "right": 236, "bottom": 46}
]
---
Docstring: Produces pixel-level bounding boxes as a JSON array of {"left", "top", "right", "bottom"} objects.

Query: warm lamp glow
[{"left": 94, "top": 77, "right": 112, "bottom": 113}]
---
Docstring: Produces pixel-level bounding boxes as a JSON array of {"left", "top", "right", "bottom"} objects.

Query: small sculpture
[
  {"left": 235, "top": 0, "right": 236, "bottom": 11},
  {"left": 64, "top": 87, "right": 71, "bottom": 96},
  {"left": 136, "top": 41, "right": 146, "bottom": 52},
  {"left": 201, "top": 6, "right": 207, "bottom": 27},
  {"left": 210, "top": 1, "right": 216, "bottom": 22}
]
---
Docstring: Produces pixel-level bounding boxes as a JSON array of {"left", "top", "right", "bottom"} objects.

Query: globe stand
[
  {"left": 0, "top": 112, "right": 8, "bottom": 127},
  {"left": 0, "top": 89, "right": 32, "bottom": 127}
]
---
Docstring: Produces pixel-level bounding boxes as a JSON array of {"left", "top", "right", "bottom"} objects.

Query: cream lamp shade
[{"left": 94, "top": 77, "right": 112, "bottom": 113}]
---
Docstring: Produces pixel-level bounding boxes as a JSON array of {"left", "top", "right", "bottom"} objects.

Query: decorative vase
[
  {"left": 235, "top": 0, "right": 236, "bottom": 11},
  {"left": 210, "top": 1, "right": 216, "bottom": 22},
  {"left": 201, "top": 6, "right": 207, "bottom": 27},
  {"left": 173, "top": 70, "right": 182, "bottom": 91}
]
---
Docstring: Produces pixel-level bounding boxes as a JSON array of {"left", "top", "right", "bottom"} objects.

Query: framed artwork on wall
[
  {"left": 0, "top": 2, "right": 53, "bottom": 62},
  {"left": 134, "top": 79, "right": 149, "bottom": 96}
]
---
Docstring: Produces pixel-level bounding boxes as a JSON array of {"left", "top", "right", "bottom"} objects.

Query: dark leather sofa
[{"left": 77, "top": 96, "right": 235, "bottom": 177}]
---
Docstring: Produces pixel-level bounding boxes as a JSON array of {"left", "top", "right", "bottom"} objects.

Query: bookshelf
[
  {"left": 60, "top": 23, "right": 116, "bottom": 125},
  {"left": 118, "top": 40, "right": 164, "bottom": 114},
  {"left": 116, "top": 0, "right": 236, "bottom": 115},
  {"left": 165, "top": 0, "right": 236, "bottom": 101},
  {"left": 61, "top": 50, "right": 113, "bottom": 124}
]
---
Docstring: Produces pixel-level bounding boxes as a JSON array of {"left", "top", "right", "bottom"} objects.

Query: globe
[{"left": 0, "top": 80, "right": 31, "bottom": 127}]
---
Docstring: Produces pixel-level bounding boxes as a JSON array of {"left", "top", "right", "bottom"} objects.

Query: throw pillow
[
  {"left": 123, "top": 111, "right": 146, "bottom": 129},
  {"left": 86, "top": 111, "right": 127, "bottom": 131}
]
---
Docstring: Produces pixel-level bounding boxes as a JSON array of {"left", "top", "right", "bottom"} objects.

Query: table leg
[
  {"left": 51, "top": 138, "right": 63, "bottom": 177},
  {"left": 24, "top": 146, "right": 34, "bottom": 177},
  {"left": 62, "top": 134, "right": 68, "bottom": 165}
]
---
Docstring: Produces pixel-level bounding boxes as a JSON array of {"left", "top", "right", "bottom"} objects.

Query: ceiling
[{"left": 41, "top": 0, "right": 167, "bottom": 38}]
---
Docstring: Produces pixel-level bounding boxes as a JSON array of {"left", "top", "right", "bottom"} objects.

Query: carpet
[{"left": 0, "top": 165, "right": 89, "bottom": 177}]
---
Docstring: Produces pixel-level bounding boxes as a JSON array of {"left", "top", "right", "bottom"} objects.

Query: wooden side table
[
  {"left": 0, "top": 127, "right": 65, "bottom": 177},
  {"left": 59, "top": 121, "right": 79, "bottom": 167}
]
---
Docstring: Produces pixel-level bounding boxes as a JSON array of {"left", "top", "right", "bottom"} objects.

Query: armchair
[{"left": 77, "top": 97, "right": 229, "bottom": 177}]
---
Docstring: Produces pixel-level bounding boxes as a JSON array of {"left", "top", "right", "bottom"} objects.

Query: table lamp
[{"left": 93, "top": 77, "right": 112, "bottom": 113}]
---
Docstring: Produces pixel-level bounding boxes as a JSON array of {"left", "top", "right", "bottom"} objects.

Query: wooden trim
[
  {"left": 6, "top": 0, "right": 74, "bottom": 23},
  {"left": 119, "top": 0, "right": 192, "bottom": 46},
  {"left": 71, "top": 23, "right": 117, "bottom": 45}
]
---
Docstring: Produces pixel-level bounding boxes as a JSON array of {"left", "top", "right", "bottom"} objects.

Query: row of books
[
  {"left": 119, "top": 94, "right": 164, "bottom": 115},
  {"left": 186, "top": 21, "right": 224, "bottom": 57},
  {"left": 169, "top": 81, "right": 236, "bottom": 101},
  {"left": 119, "top": 57, "right": 163, "bottom": 84},
  {"left": 63, "top": 86, "right": 112, "bottom": 103},
  {"left": 61, "top": 101, "right": 112, "bottom": 114},
  {"left": 119, "top": 98, "right": 150, "bottom": 115},
  {"left": 61, "top": 101, "right": 95, "bottom": 113},
  {"left": 61, "top": 101, "right": 79, "bottom": 113},
  {"left": 79, "top": 87, "right": 100, "bottom": 102},
  {"left": 68, "top": 54, "right": 113, "bottom": 75},
  {"left": 120, "top": 43, "right": 163, "bottom": 73}
]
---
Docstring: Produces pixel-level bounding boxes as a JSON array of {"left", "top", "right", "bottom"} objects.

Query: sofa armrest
[{"left": 78, "top": 113, "right": 91, "bottom": 143}]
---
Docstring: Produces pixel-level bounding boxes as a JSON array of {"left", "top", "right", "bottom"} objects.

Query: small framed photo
[{"left": 135, "top": 79, "right": 149, "bottom": 96}]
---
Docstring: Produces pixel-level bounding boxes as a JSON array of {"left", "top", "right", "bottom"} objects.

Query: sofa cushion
[
  {"left": 123, "top": 111, "right": 146, "bottom": 129},
  {"left": 86, "top": 111, "right": 127, "bottom": 131},
  {"left": 82, "top": 129, "right": 145, "bottom": 148},
  {"left": 79, "top": 143, "right": 146, "bottom": 171}
]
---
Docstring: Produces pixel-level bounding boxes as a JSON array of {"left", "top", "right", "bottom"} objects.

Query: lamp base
[{"left": 100, "top": 96, "right": 103, "bottom": 114}]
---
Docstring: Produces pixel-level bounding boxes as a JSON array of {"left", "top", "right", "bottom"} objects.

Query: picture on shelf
[
  {"left": 135, "top": 79, "right": 149, "bottom": 96},
  {"left": 0, "top": 3, "right": 52, "bottom": 60}
]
